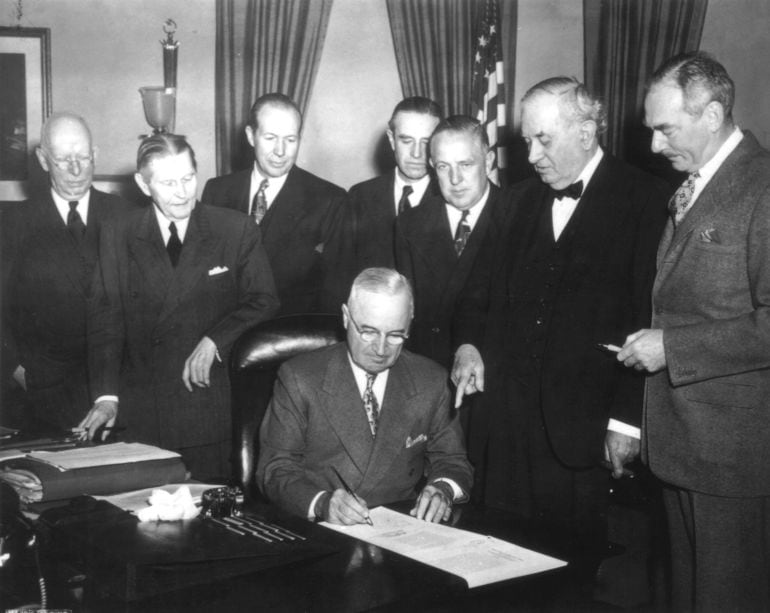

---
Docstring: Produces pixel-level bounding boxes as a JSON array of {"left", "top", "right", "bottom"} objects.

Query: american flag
[{"left": 471, "top": 0, "right": 506, "bottom": 185}]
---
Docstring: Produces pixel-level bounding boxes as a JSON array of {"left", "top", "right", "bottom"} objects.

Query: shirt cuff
[
  {"left": 94, "top": 395, "right": 119, "bottom": 404},
  {"left": 308, "top": 490, "right": 326, "bottom": 520},
  {"left": 432, "top": 477, "right": 463, "bottom": 501},
  {"left": 607, "top": 418, "right": 640, "bottom": 439}
]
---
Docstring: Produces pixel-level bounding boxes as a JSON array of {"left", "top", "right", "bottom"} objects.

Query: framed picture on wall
[{"left": 0, "top": 27, "right": 51, "bottom": 201}]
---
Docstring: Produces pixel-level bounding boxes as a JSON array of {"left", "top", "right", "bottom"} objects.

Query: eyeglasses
[
  {"left": 45, "top": 153, "right": 94, "bottom": 170},
  {"left": 347, "top": 309, "right": 409, "bottom": 346}
]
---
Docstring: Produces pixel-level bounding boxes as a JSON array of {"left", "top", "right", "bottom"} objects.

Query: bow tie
[{"left": 552, "top": 181, "right": 583, "bottom": 201}]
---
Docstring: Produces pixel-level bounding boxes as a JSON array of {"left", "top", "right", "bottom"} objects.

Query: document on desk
[
  {"left": 321, "top": 506, "right": 566, "bottom": 588},
  {"left": 27, "top": 442, "right": 180, "bottom": 471}
]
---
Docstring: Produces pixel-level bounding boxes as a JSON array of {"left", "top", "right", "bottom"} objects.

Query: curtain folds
[
  {"left": 215, "top": 0, "right": 334, "bottom": 174},
  {"left": 584, "top": 0, "right": 709, "bottom": 174},
  {"left": 386, "top": 0, "right": 477, "bottom": 116}
]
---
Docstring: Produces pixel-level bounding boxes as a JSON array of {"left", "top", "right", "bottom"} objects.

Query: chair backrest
[{"left": 229, "top": 313, "right": 345, "bottom": 499}]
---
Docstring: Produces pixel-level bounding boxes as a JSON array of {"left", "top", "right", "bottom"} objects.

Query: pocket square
[
  {"left": 405, "top": 434, "right": 427, "bottom": 448},
  {"left": 699, "top": 228, "right": 720, "bottom": 244},
  {"left": 208, "top": 266, "right": 229, "bottom": 276},
  {"left": 314, "top": 242, "right": 325, "bottom": 254}
]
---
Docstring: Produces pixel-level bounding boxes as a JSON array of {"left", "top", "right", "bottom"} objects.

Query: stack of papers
[
  {"left": 322, "top": 506, "right": 566, "bottom": 588},
  {"left": 28, "top": 442, "right": 181, "bottom": 471}
]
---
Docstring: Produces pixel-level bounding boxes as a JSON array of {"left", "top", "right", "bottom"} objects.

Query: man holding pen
[{"left": 257, "top": 268, "right": 472, "bottom": 524}]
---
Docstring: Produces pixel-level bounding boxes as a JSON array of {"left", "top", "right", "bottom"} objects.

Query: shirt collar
[
  {"left": 696, "top": 127, "right": 743, "bottom": 184},
  {"left": 445, "top": 182, "right": 491, "bottom": 231},
  {"left": 51, "top": 188, "right": 91, "bottom": 225},
  {"left": 251, "top": 163, "right": 290, "bottom": 207},
  {"left": 153, "top": 204, "right": 191, "bottom": 243},
  {"left": 347, "top": 352, "right": 390, "bottom": 401},
  {"left": 575, "top": 147, "right": 604, "bottom": 191},
  {"left": 394, "top": 172, "right": 431, "bottom": 212}
]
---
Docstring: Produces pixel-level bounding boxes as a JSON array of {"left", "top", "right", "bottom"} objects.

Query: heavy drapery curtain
[
  {"left": 584, "top": 0, "right": 708, "bottom": 177},
  {"left": 386, "top": 0, "right": 477, "bottom": 116},
  {"left": 386, "top": 0, "right": 518, "bottom": 179},
  {"left": 215, "top": 0, "right": 333, "bottom": 174}
]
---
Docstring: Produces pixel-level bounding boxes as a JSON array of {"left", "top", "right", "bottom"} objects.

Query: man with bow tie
[
  {"left": 451, "top": 77, "right": 668, "bottom": 564},
  {"left": 618, "top": 53, "right": 770, "bottom": 612},
  {"left": 80, "top": 134, "right": 278, "bottom": 478},
  {"left": 257, "top": 268, "right": 472, "bottom": 524}
]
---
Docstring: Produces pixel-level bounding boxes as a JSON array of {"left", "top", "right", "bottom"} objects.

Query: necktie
[
  {"left": 251, "top": 179, "right": 269, "bottom": 224},
  {"left": 167, "top": 222, "right": 182, "bottom": 267},
  {"left": 363, "top": 373, "right": 380, "bottom": 437},
  {"left": 67, "top": 200, "right": 86, "bottom": 242},
  {"left": 453, "top": 210, "right": 471, "bottom": 256},
  {"left": 669, "top": 172, "right": 700, "bottom": 226},
  {"left": 397, "top": 185, "right": 413, "bottom": 214},
  {"left": 552, "top": 180, "right": 583, "bottom": 201}
]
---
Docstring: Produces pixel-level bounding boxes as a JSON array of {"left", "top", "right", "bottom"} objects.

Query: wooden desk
[{"left": 33, "top": 500, "right": 598, "bottom": 613}]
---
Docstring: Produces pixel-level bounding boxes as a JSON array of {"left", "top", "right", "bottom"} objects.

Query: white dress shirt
[
  {"left": 51, "top": 189, "right": 90, "bottom": 226},
  {"left": 249, "top": 165, "right": 289, "bottom": 212},
  {"left": 551, "top": 147, "right": 604, "bottom": 240},
  {"left": 393, "top": 173, "right": 432, "bottom": 215},
  {"left": 445, "top": 183, "right": 491, "bottom": 235}
]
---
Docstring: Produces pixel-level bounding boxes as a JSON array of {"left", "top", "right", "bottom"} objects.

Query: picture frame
[{"left": 0, "top": 27, "right": 52, "bottom": 201}]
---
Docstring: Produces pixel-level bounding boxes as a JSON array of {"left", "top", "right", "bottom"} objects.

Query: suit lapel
[
  {"left": 260, "top": 167, "right": 308, "bottom": 250},
  {"left": 36, "top": 195, "right": 89, "bottom": 296},
  {"left": 128, "top": 207, "right": 174, "bottom": 313},
  {"left": 320, "top": 347, "right": 376, "bottom": 478},
  {"left": 157, "top": 204, "right": 218, "bottom": 325},
  {"left": 410, "top": 197, "right": 458, "bottom": 280},
  {"left": 362, "top": 358, "right": 418, "bottom": 490}
]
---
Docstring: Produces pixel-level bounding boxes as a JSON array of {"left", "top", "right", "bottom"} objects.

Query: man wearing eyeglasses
[
  {"left": 257, "top": 267, "right": 472, "bottom": 524},
  {"left": 0, "top": 112, "right": 132, "bottom": 432}
]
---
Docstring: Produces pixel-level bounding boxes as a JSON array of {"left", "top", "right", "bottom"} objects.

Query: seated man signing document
[{"left": 257, "top": 268, "right": 472, "bottom": 524}]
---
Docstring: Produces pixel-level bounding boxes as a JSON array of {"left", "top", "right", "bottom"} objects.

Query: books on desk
[
  {"left": 322, "top": 506, "right": 567, "bottom": 588},
  {"left": 0, "top": 443, "right": 187, "bottom": 503}
]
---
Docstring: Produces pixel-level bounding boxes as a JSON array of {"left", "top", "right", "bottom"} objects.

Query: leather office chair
[{"left": 229, "top": 314, "right": 345, "bottom": 500}]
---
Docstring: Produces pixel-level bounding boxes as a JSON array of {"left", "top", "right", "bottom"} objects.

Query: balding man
[{"left": 1, "top": 112, "right": 132, "bottom": 432}]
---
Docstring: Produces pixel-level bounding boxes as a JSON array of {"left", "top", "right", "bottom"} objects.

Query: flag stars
[{"left": 478, "top": 34, "right": 489, "bottom": 47}]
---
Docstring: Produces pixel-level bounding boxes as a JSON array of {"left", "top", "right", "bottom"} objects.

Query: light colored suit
[
  {"left": 257, "top": 343, "right": 473, "bottom": 518},
  {"left": 644, "top": 131, "right": 770, "bottom": 611}
]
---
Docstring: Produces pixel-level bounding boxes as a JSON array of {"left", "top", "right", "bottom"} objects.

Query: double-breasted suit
[
  {"left": 88, "top": 204, "right": 278, "bottom": 465},
  {"left": 347, "top": 171, "right": 440, "bottom": 273},
  {"left": 454, "top": 153, "right": 668, "bottom": 512},
  {"left": 201, "top": 166, "right": 348, "bottom": 315},
  {"left": 257, "top": 343, "right": 473, "bottom": 519},
  {"left": 395, "top": 183, "right": 505, "bottom": 368},
  {"left": 1, "top": 189, "right": 131, "bottom": 430}
]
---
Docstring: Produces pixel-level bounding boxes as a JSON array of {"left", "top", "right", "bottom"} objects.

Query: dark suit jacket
[
  {"left": 201, "top": 165, "right": 347, "bottom": 315},
  {"left": 347, "top": 171, "right": 440, "bottom": 274},
  {"left": 1, "top": 188, "right": 132, "bottom": 428},
  {"left": 88, "top": 203, "right": 278, "bottom": 450},
  {"left": 256, "top": 343, "right": 473, "bottom": 519},
  {"left": 454, "top": 153, "right": 668, "bottom": 468},
  {"left": 645, "top": 132, "right": 770, "bottom": 497},
  {"left": 395, "top": 183, "right": 505, "bottom": 368}
]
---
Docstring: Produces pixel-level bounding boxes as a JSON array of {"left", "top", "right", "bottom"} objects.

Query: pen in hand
[{"left": 331, "top": 466, "right": 373, "bottom": 526}]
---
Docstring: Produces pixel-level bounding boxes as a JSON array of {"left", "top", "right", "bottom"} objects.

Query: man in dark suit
[
  {"left": 452, "top": 78, "right": 667, "bottom": 555},
  {"left": 257, "top": 267, "right": 472, "bottom": 524},
  {"left": 396, "top": 115, "right": 506, "bottom": 369},
  {"left": 0, "top": 112, "right": 132, "bottom": 432},
  {"left": 347, "top": 97, "right": 442, "bottom": 274},
  {"left": 619, "top": 53, "right": 770, "bottom": 612},
  {"left": 201, "top": 93, "right": 347, "bottom": 316},
  {"left": 80, "top": 135, "right": 278, "bottom": 478}
]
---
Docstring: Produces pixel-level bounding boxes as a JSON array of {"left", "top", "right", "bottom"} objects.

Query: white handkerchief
[
  {"left": 208, "top": 266, "right": 229, "bottom": 276},
  {"left": 405, "top": 434, "right": 427, "bottom": 448},
  {"left": 136, "top": 485, "right": 201, "bottom": 522}
]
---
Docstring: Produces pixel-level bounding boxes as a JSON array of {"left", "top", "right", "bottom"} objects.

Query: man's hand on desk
[
  {"left": 182, "top": 336, "right": 218, "bottom": 391},
  {"left": 410, "top": 482, "right": 453, "bottom": 523},
  {"left": 78, "top": 399, "right": 118, "bottom": 441},
  {"left": 451, "top": 344, "right": 485, "bottom": 408},
  {"left": 323, "top": 488, "right": 372, "bottom": 525}
]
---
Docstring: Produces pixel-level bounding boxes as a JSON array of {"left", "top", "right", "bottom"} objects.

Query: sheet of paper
[
  {"left": 93, "top": 482, "right": 219, "bottom": 514},
  {"left": 322, "top": 506, "right": 566, "bottom": 588},
  {"left": 27, "top": 442, "right": 181, "bottom": 471}
]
